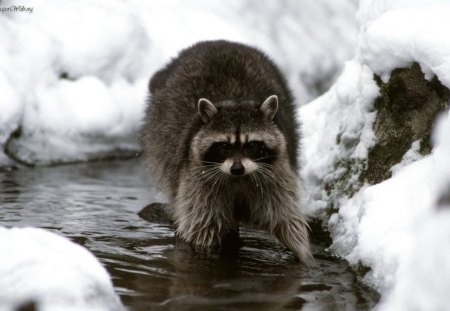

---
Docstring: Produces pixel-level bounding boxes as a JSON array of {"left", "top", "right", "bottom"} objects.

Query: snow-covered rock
[
  {"left": 0, "top": 0, "right": 358, "bottom": 167},
  {"left": 0, "top": 227, "right": 124, "bottom": 311},
  {"left": 301, "top": 0, "right": 450, "bottom": 309}
]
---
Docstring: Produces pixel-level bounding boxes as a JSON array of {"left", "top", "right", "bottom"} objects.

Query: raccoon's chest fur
[
  {"left": 230, "top": 181, "right": 254, "bottom": 224},
  {"left": 226, "top": 178, "right": 271, "bottom": 225}
]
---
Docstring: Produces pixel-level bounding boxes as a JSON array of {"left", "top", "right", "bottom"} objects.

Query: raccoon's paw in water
[
  {"left": 273, "top": 217, "right": 314, "bottom": 264},
  {"left": 176, "top": 221, "right": 222, "bottom": 248},
  {"left": 177, "top": 228, "right": 243, "bottom": 255}
]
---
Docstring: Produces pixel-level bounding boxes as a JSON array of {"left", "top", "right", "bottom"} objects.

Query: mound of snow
[
  {"left": 376, "top": 113, "right": 450, "bottom": 311},
  {"left": 0, "top": 227, "right": 124, "bottom": 311},
  {"left": 0, "top": 0, "right": 150, "bottom": 166},
  {"left": 0, "top": 0, "right": 357, "bottom": 167}
]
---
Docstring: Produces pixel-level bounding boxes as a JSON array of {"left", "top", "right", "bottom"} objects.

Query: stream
[{"left": 0, "top": 159, "right": 378, "bottom": 310}]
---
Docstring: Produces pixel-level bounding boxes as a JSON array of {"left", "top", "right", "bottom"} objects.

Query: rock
[{"left": 362, "top": 63, "right": 449, "bottom": 184}]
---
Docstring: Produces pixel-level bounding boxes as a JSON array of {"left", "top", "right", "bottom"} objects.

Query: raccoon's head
[{"left": 191, "top": 95, "right": 287, "bottom": 177}]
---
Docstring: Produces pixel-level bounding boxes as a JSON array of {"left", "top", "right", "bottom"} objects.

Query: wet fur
[{"left": 141, "top": 40, "right": 312, "bottom": 263}]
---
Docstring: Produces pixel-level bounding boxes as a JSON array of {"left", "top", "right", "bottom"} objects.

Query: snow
[
  {"left": 377, "top": 210, "right": 450, "bottom": 311},
  {"left": 0, "top": 0, "right": 150, "bottom": 166},
  {"left": 376, "top": 113, "right": 450, "bottom": 310},
  {"left": 301, "top": 0, "right": 450, "bottom": 309},
  {"left": 0, "top": 227, "right": 124, "bottom": 311},
  {"left": 0, "top": 0, "right": 357, "bottom": 167},
  {"left": 300, "top": 60, "right": 378, "bottom": 217},
  {"left": 360, "top": 2, "right": 450, "bottom": 85}
]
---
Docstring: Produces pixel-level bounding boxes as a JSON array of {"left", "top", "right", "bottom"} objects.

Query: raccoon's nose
[{"left": 230, "top": 162, "right": 245, "bottom": 176}]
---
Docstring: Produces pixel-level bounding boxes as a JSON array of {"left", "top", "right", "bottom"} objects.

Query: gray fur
[{"left": 141, "top": 40, "right": 312, "bottom": 263}]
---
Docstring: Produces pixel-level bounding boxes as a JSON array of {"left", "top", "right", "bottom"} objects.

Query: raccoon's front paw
[
  {"left": 273, "top": 219, "right": 313, "bottom": 264},
  {"left": 176, "top": 222, "right": 224, "bottom": 250},
  {"left": 220, "top": 229, "right": 242, "bottom": 250}
]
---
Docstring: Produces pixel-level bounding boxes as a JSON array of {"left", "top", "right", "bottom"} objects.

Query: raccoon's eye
[
  {"left": 203, "top": 142, "right": 233, "bottom": 164},
  {"left": 246, "top": 141, "right": 261, "bottom": 152},
  {"left": 243, "top": 141, "right": 276, "bottom": 164},
  {"left": 216, "top": 142, "right": 232, "bottom": 156},
  {"left": 244, "top": 141, "right": 265, "bottom": 158}
]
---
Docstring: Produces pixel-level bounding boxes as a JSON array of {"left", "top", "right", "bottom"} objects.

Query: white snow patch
[
  {"left": 0, "top": 227, "right": 124, "bottom": 311},
  {"left": 360, "top": 2, "right": 450, "bottom": 86},
  {"left": 300, "top": 60, "right": 378, "bottom": 217},
  {"left": 376, "top": 112, "right": 450, "bottom": 310}
]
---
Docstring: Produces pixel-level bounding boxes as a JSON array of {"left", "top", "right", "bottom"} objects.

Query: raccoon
[{"left": 142, "top": 40, "right": 312, "bottom": 263}]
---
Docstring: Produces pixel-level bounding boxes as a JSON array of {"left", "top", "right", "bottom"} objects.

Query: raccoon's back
[{"left": 142, "top": 40, "right": 298, "bottom": 195}]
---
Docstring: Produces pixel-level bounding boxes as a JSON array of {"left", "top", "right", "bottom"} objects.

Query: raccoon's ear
[
  {"left": 198, "top": 98, "right": 218, "bottom": 123},
  {"left": 260, "top": 95, "right": 278, "bottom": 120}
]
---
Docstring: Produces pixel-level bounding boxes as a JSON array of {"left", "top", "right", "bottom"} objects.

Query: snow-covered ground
[
  {"left": 301, "top": 0, "right": 450, "bottom": 309},
  {"left": 0, "top": 227, "right": 125, "bottom": 311},
  {"left": 0, "top": 0, "right": 357, "bottom": 167}
]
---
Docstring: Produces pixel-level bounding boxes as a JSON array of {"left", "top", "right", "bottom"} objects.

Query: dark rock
[
  {"left": 362, "top": 63, "right": 449, "bottom": 184},
  {"left": 16, "top": 301, "right": 38, "bottom": 311},
  {"left": 138, "top": 203, "right": 172, "bottom": 224},
  {"left": 283, "top": 296, "right": 307, "bottom": 309},
  {"left": 437, "top": 183, "right": 450, "bottom": 209}
]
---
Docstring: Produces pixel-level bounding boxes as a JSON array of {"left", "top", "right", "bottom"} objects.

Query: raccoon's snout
[
  {"left": 230, "top": 161, "right": 245, "bottom": 176},
  {"left": 223, "top": 157, "right": 257, "bottom": 176}
]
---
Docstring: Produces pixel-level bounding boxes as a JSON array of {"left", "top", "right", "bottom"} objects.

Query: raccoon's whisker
[
  {"left": 255, "top": 168, "right": 276, "bottom": 187},
  {"left": 257, "top": 165, "right": 276, "bottom": 178},
  {"left": 213, "top": 172, "right": 226, "bottom": 196},
  {"left": 255, "top": 164, "right": 277, "bottom": 181},
  {"left": 250, "top": 172, "right": 264, "bottom": 197},
  {"left": 205, "top": 171, "right": 224, "bottom": 199},
  {"left": 255, "top": 170, "right": 270, "bottom": 186},
  {"left": 257, "top": 162, "right": 275, "bottom": 169},
  {"left": 194, "top": 168, "right": 216, "bottom": 180},
  {"left": 252, "top": 156, "right": 276, "bottom": 162},
  {"left": 201, "top": 160, "right": 222, "bottom": 165},
  {"left": 194, "top": 167, "right": 221, "bottom": 183},
  {"left": 201, "top": 169, "right": 222, "bottom": 184},
  {"left": 260, "top": 170, "right": 277, "bottom": 185}
]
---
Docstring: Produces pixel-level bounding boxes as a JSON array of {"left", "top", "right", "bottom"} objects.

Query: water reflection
[{"left": 0, "top": 159, "right": 377, "bottom": 310}]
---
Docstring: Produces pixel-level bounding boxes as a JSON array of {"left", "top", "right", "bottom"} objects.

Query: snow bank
[
  {"left": 0, "top": 0, "right": 357, "bottom": 167},
  {"left": 0, "top": 227, "right": 124, "bottom": 311},
  {"left": 374, "top": 113, "right": 450, "bottom": 310},
  {"left": 301, "top": 0, "right": 450, "bottom": 308},
  {"left": 0, "top": 0, "right": 150, "bottom": 166}
]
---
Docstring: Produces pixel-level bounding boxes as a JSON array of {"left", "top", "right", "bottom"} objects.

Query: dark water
[{"left": 0, "top": 159, "right": 378, "bottom": 311}]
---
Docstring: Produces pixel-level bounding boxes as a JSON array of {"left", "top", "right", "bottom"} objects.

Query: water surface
[{"left": 0, "top": 159, "right": 377, "bottom": 310}]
